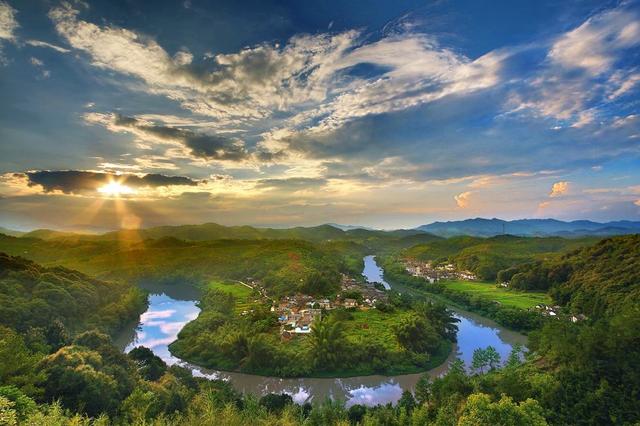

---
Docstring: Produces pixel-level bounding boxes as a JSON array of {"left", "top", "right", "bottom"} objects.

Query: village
[
  {"left": 404, "top": 259, "right": 477, "bottom": 282},
  {"left": 273, "top": 274, "right": 389, "bottom": 337},
  {"left": 241, "top": 274, "right": 389, "bottom": 338}
]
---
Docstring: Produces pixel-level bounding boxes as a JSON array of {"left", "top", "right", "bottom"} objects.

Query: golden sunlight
[{"left": 97, "top": 181, "right": 135, "bottom": 196}]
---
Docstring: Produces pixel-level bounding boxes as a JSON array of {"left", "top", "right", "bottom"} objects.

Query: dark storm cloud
[
  {"left": 113, "top": 114, "right": 250, "bottom": 161},
  {"left": 22, "top": 170, "right": 201, "bottom": 194}
]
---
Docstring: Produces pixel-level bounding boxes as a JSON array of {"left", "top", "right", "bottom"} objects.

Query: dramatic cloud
[
  {"left": 549, "top": 181, "right": 569, "bottom": 197},
  {"left": 85, "top": 113, "right": 250, "bottom": 162},
  {"left": 50, "top": 2, "right": 505, "bottom": 131},
  {"left": 22, "top": 170, "right": 201, "bottom": 194}
]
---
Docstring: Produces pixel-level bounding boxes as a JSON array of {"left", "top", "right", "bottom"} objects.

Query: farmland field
[
  {"left": 442, "top": 279, "right": 551, "bottom": 309},
  {"left": 208, "top": 280, "right": 257, "bottom": 313}
]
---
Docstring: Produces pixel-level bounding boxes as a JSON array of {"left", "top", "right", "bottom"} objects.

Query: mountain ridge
[{"left": 416, "top": 218, "right": 640, "bottom": 237}]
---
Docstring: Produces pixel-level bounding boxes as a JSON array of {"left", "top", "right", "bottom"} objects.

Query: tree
[
  {"left": 505, "top": 343, "right": 523, "bottom": 369},
  {"left": 394, "top": 313, "right": 440, "bottom": 353},
  {"left": 128, "top": 346, "right": 167, "bottom": 381},
  {"left": 458, "top": 393, "right": 548, "bottom": 426},
  {"left": 416, "top": 302, "right": 459, "bottom": 341},
  {"left": 471, "top": 348, "right": 489, "bottom": 374},
  {"left": 259, "top": 393, "right": 293, "bottom": 413},
  {"left": 415, "top": 374, "right": 432, "bottom": 405},
  {"left": 0, "top": 396, "right": 17, "bottom": 426},
  {"left": 38, "top": 345, "right": 127, "bottom": 416},
  {"left": 309, "top": 317, "right": 345, "bottom": 370},
  {"left": 485, "top": 346, "right": 501, "bottom": 371},
  {"left": 397, "top": 390, "right": 416, "bottom": 413}
]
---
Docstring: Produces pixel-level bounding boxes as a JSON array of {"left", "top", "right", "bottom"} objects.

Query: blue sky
[{"left": 0, "top": 0, "right": 639, "bottom": 230}]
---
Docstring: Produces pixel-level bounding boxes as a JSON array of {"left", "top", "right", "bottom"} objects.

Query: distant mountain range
[
  {"left": 1, "top": 218, "right": 639, "bottom": 241},
  {"left": 4, "top": 222, "right": 428, "bottom": 244},
  {"left": 416, "top": 218, "right": 640, "bottom": 237}
]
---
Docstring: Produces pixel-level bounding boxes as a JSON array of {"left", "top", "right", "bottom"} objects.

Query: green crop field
[
  {"left": 442, "top": 280, "right": 551, "bottom": 309},
  {"left": 208, "top": 280, "right": 257, "bottom": 313}
]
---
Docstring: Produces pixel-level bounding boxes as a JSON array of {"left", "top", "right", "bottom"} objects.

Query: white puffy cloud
[
  {"left": 549, "top": 6, "right": 640, "bottom": 76},
  {"left": 0, "top": 0, "right": 17, "bottom": 63},
  {"left": 0, "top": 1, "right": 17, "bottom": 42},
  {"left": 549, "top": 181, "right": 570, "bottom": 197},
  {"left": 508, "top": 4, "right": 640, "bottom": 128}
]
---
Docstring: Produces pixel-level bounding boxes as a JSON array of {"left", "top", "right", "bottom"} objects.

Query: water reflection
[
  {"left": 122, "top": 293, "right": 200, "bottom": 365},
  {"left": 362, "top": 255, "right": 391, "bottom": 290}
]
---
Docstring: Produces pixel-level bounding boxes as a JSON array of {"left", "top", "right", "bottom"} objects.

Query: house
[
  {"left": 318, "top": 299, "right": 331, "bottom": 309},
  {"left": 571, "top": 314, "right": 587, "bottom": 323},
  {"left": 343, "top": 298, "right": 358, "bottom": 308}
]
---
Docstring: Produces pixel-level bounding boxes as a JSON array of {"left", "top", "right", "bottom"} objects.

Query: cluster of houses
[
  {"left": 404, "top": 260, "right": 477, "bottom": 282},
  {"left": 271, "top": 274, "right": 389, "bottom": 338},
  {"left": 339, "top": 274, "right": 388, "bottom": 307},
  {"left": 534, "top": 304, "right": 588, "bottom": 322}
]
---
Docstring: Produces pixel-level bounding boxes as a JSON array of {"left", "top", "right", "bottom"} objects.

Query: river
[{"left": 115, "top": 257, "right": 527, "bottom": 406}]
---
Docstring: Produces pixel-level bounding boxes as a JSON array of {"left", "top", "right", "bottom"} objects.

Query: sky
[{"left": 0, "top": 0, "right": 639, "bottom": 231}]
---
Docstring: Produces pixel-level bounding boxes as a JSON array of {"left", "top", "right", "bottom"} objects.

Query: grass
[{"left": 441, "top": 279, "right": 551, "bottom": 309}]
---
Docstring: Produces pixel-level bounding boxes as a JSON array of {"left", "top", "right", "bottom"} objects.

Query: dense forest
[
  {"left": 1, "top": 229, "right": 639, "bottom": 424},
  {"left": 2, "top": 297, "right": 638, "bottom": 425},
  {"left": 0, "top": 234, "right": 367, "bottom": 297},
  {"left": 0, "top": 253, "right": 146, "bottom": 336}
]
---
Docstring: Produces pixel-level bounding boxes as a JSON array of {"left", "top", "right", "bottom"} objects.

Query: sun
[{"left": 97, "top": 181, "right": 135, "bottom": 196}]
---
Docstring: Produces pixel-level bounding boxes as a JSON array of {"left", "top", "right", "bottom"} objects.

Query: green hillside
[
  {"left": 502, "top": 235, "right": 640, "bottom": 317},
  {"left": 404, "top": 235, "right": 599, "bottom": 280},
  {"left": 0, "top": 252, "right": 146, "bottom": 335},
  {"left": 0, "top": 234, "right": 367, "bottom": 297}
]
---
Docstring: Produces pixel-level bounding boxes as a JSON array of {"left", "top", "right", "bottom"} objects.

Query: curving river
[{"left": 115, "top": 257, "right": 527, "bottom": 406}]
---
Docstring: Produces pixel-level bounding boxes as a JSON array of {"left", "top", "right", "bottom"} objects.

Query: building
[{"left": 343, "top": 298, "right": 358, "bottom": 308}]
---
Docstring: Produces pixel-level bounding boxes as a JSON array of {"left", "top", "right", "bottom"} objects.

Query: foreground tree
[
  {"left": 309, "top": 317, "right": 345, "bottom": 370},
  {"left": 458, "top": 393, "right": 547, "bottom": 426}
]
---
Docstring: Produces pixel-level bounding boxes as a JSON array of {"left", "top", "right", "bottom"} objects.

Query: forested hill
[
  {"left": 417, "top": 218, "right": 640, "bottom": 237},
  {"left": 0, "top": 235, "right": 368, "bottom": 297},
  {"left": 500, "top": 235, "right": 640, "bottom": 318},
  {"left": 403, "top": 235, "right": 598, "bottom": 280},
  {"left": 6, "top": 223, "right": 434, "bottom": 244},
  {"left": 0, "top": 252, "right": 146, "bottom": 335}
]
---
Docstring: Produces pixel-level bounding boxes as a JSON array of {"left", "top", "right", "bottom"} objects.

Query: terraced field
[{"left": 208, "top": 280, "right": 257, "bottom": 313}]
